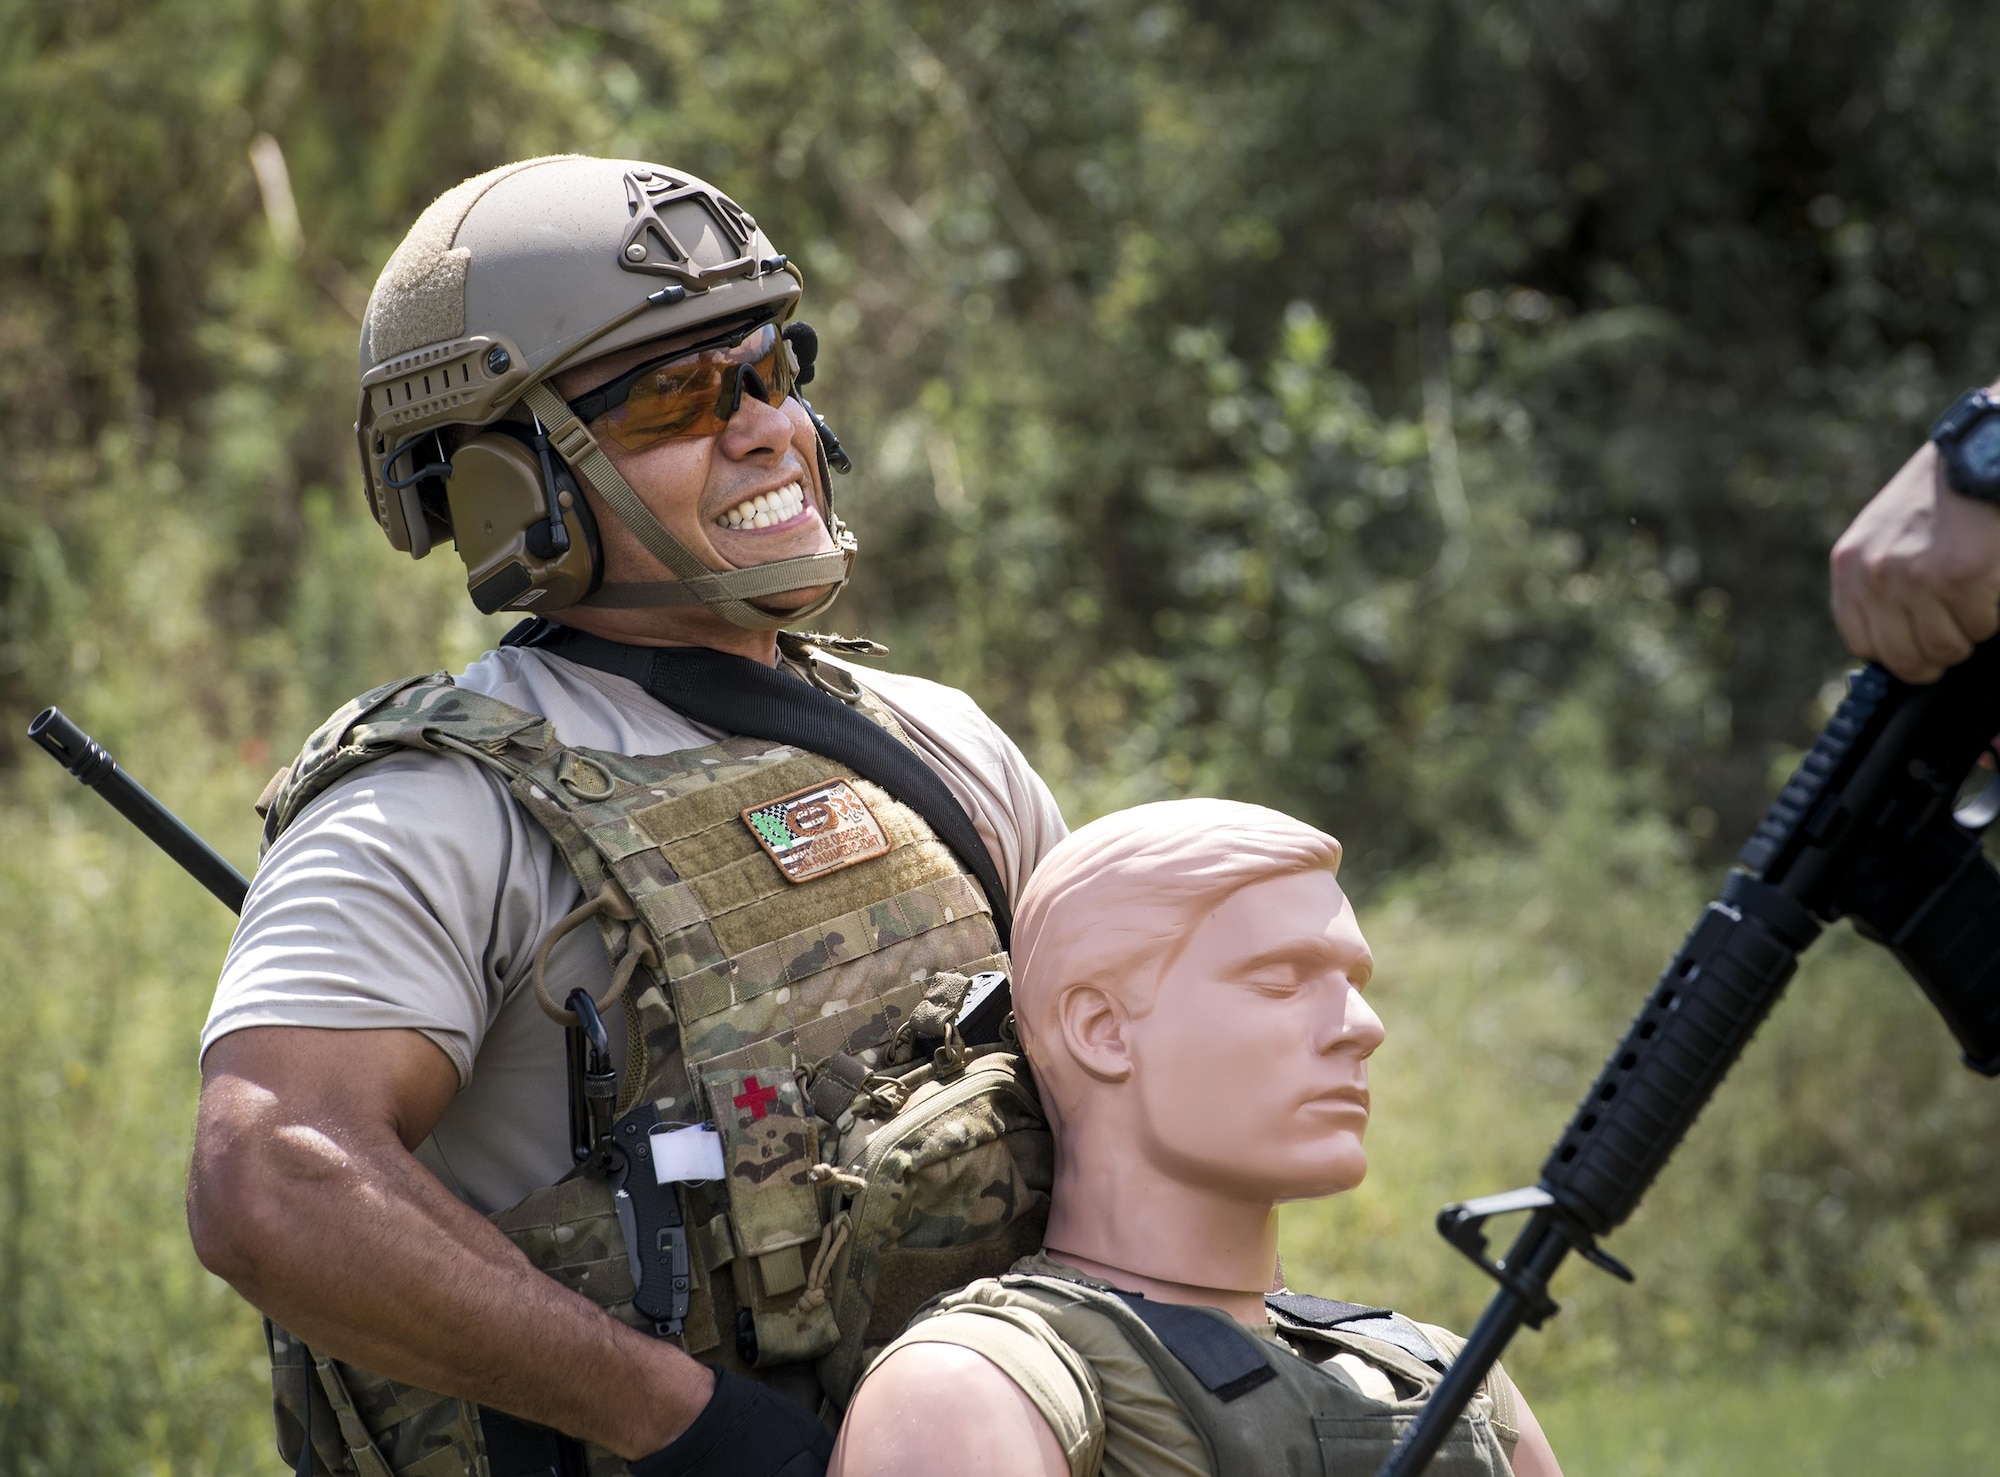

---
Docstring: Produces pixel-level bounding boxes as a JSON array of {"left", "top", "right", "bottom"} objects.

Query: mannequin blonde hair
[{"left": 1011, "top": 798, "right": 1343, "bottom": 1063}]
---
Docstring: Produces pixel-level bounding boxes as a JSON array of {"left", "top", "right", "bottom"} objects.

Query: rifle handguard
[{"left": 1539, "top": 875, "right": 1820, "bottom": 1235}]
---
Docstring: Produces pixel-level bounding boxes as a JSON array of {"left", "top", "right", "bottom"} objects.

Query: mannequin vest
[{"left": 945, "top": 1271, "right": 1518, "bottom": 1477}]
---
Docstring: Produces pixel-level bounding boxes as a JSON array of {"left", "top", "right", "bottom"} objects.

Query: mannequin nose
[{"left": 1317, "top": 980, "right": 1385, "bottom": 1057}]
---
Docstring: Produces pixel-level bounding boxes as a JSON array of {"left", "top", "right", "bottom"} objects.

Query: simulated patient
[{"left": 830, "top": 798, "right": 1562, "bottom": 1477}]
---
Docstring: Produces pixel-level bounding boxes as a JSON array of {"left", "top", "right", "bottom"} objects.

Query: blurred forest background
[{"left": 4, "top": 0, "right": 2000, "bottom": 1471}]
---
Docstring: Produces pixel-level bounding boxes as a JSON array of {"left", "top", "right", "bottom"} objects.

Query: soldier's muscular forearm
[
  {"left": 1832, "top": 390, "right": 2000, "bottom": 684},
  {"left": 188, "top": 1025, "right": 712, "bottom": 1461}
]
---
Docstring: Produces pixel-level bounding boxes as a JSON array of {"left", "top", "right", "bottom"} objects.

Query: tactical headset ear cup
[
  {"left": 550, "top": 454, "right": 603, "bottom": 586},
  {"left": 442, "top": 424, "right": 605, "bottom": 615}
]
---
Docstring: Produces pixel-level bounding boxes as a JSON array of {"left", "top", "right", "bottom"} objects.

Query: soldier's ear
[{"left": 1054, "top": 984, "right": 1133, "bottom": 1085}]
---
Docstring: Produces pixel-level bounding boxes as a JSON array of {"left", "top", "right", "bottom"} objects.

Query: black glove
[{"left": 629, "top": 1366, "right": 834, "bottom": 1477}]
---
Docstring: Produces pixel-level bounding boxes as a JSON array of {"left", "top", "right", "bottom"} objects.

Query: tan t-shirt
[{"left": 202, "top": 646, "right": 1066, "bottom": 1213}]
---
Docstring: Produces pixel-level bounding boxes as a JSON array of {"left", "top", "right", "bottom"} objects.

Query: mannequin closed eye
[{"left": 1231, "top": 937, "right": 1373, "bottom": 992}]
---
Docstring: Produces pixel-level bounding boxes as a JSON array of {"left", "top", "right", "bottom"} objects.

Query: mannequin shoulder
[
  {"left": 832, "top": 1338, "right": 1075, "bottom": 1477},
  {"left": 1408, "top": 1323, "right": 1563, "bottom": 1477}
]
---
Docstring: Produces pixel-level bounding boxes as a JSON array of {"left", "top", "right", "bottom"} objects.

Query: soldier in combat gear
[{"left": 187, "top": 156, "right": 1066, "bottom": 1477}]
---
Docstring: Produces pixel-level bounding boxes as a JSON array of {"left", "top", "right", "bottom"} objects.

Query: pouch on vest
[
  {"left": 701, "top": 1038, "right": 840, "bottom": 1364},
  {"left": 808, "top": 1047, "right": 1053, "bottom": 1408}
]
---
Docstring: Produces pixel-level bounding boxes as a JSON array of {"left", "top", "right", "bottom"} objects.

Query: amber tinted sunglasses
[{"left": 566, "top": 321, "right": 798, "bottom": 451}]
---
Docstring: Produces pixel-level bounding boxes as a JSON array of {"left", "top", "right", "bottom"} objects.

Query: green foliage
[
  {"left": 0, "top": 787, "right": 270, "bottom": 1471},
  {"left": 4, "top": 0, "right": 2000, "bottom": 1467},
  {"left": 1280, "top": 726, "right": 2000, "bottom": 1392},
  {"left": 1534, "top": 1348, "right": 2000, "bottom": 1475}
]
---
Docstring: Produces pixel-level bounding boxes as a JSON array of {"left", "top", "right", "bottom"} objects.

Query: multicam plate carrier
[{"left": 256, "top": 668, "right": 1050, "bottom": 1477}]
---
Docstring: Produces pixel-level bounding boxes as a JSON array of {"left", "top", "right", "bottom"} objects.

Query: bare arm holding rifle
[
  {"left": 1834, "top": 379, "right": 2000, "bottom": 682},
  {"left": 1381, "top": 412, "right": 2000, "bottom": 1477}
]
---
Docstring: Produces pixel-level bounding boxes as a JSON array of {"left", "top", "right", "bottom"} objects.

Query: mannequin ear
[{"left": 1054, "top": 984, "right": 1134, "bottom": 1084}]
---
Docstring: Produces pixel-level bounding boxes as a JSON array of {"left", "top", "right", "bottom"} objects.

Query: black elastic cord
[
  {"left": 380, "top": 430, "right": 452, "bottom": 490},
  {"left": 505, "top": 620, "right": 1012, "bottom": 953}
]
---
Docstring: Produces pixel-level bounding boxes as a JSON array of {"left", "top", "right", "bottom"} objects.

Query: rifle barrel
[
  {"left": 1379, "top": 1215, "right": 1569, "bottom": 1477},
  {"left": 28, "top": 706, "right": 249, "bottom": 915}
]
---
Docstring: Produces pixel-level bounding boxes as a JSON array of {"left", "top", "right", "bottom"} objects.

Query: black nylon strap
[
  {"left": 292, "top": 1344, "right": 314, "bottom": 1477},
  {"left": 1266, "top": 1292, "right": 1447, "bottom": 1372},
  {"left": 477, "top": 1407, "right": 587, "bottom": 1477},
  {"left": 502, "top": 620, "right": 1013, "bottom": 955},
  {"left": 1263, "top": 1292, "right": 1389, "bottom": 1326},
  {"left": 1111, "top": 1292, "right": 1278, "bottom": 1403},
  {"left": 1339, "top": 1316, "right": 1447, "bottom": 1372}
]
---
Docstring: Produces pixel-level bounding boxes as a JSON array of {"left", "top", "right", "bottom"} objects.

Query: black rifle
[
  {"left": 28, "top": 706, "right": 251, "bottom": 913},
  {"left": 1380, "top": 635, "right": 2000, "bottom": 1477}
]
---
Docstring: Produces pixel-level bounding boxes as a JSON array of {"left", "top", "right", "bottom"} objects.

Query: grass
[{"left": 1535, "top": 1349, "right": 2000, "bottom": 1476}]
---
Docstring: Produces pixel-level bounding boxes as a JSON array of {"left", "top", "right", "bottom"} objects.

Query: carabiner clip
[{"left": 565, "top": 988, "right": 619, "bottom": 1169}]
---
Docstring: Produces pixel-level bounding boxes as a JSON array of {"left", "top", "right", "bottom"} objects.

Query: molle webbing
[
  {"left": 258, "top": 670, "right": 1010, "bottom": 1477},
  {"left": 260, "top": 672, "right": 1002, "bottom": 1109},
  {"left": 501, "top": 620, "right": 1015, "bottom": 954},
  {"left": 503, "top": 726, "right": 1002, "bottom": 1106}
]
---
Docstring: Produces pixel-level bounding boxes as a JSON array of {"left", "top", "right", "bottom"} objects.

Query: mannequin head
[
  {"left": 1013, "top": 799, "right": 1384, "bottom": 1209},
  {"left": 836, "top": 806, "right": 1575, "bottom": 1477}
]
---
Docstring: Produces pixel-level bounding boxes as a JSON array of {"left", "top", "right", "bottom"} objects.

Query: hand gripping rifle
[{"left": 1379, "top": 635, "right": 2000, "bottom": 1477}]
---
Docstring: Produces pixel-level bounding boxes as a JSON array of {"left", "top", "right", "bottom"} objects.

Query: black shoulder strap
[
  {"left": 1265, "top": 1291, "right": 1447, "bottom": 1371},
  {"left": 503, "top": 620, "right": 1014, "bottom": 959},
  {"left": 1111, "top": 1292, "right": 1278, "bottom": 1403},
  {"left": 1263, "top": 1292, "right": 1388, "bottom": 1326}
]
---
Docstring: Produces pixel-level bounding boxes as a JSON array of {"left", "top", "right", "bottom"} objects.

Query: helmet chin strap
[{"left": 521, "top": 381, "right": 854, "bottom": 631}]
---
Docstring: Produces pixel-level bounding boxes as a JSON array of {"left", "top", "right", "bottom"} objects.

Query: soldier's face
[
  {"left": 553, "top": 331, "right": 840, "bottom": 609},
  {"left": 1124, "top": 867, "right": 1384, "bottom": 1204}
]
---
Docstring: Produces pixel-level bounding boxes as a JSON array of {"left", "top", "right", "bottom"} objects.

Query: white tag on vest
[{"left": 651, "top": 1124, "right": 726, "bottom": 1184}]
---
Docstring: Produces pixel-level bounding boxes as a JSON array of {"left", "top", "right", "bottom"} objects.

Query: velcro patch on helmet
[{"left": 742, "top": 780, "right": 890, "bottom": 883}]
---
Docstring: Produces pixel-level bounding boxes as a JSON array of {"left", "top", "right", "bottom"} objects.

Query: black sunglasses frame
[{"left": 562, "top": 314, "right": 780, "bottom": 427}]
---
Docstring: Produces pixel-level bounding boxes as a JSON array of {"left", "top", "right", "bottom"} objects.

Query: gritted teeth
[{"left": 715, "top": 480, "right": 807, "bottom": 530}]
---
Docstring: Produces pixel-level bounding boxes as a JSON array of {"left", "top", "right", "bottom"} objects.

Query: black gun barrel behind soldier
[
  {"left": 1379, "top": 635, "right": 2000, "bottom": 1477},
  {"left": 28, "top": 706, "right": 250, "bottom": 915}
]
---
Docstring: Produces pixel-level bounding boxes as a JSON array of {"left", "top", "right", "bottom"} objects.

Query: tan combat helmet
[{"left": 355, "top": 154, "right": 855, "bottom": 627}]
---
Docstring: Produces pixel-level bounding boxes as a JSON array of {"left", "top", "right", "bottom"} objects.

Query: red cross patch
[{"left": 733, "top": 1076, "right": 780, "bottom": 1121}]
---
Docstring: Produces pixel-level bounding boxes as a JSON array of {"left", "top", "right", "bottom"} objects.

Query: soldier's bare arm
[
  {"left": 188, "top": 1024, "right": 715, "bottom": 1460},
  {"left": 829, "top": 1342, "right": 1071, "bottom": 1477},
  {"left": 1832, "top": 425, "right": 2000, "bottom": 683}
]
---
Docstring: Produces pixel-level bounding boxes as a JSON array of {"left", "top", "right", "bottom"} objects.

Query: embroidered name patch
[{"left": 742, "top": 780, "right": 890, "bottom": 883}]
